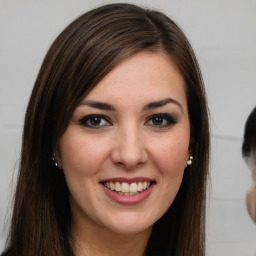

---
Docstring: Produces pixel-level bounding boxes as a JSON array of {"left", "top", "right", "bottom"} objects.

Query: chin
[{"left": 105, "top": 213, "right": 154, "bottom": 235}]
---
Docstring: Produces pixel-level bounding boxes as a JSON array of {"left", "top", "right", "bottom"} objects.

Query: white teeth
[
  {"left": 121, "top": 182, "right": 130, "bottom": 193},
  {"left": 115, "top": 182, "right": 121, "bottom": 192},
  {"left": 104, "top": 181, "right": 151, "bottom": 194},
  {"left": 137, "top": 182, "right": 143, "bottom": 192},
  {"left": 130, "top": 182, "right": 137, "bottom": 193},
  {"left": 110, "top": 182, "right": 115, "bottom": 190}
]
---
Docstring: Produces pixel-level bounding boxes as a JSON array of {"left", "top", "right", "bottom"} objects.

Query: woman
[
  {"left": 242, "top": 107, "right": 256, "bottom": 223},
  {"left": 3, "top": 3, "right": 209, "bottom": 256}
]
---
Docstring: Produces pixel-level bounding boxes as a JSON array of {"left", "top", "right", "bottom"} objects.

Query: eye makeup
[
  {"left": 79, "top": 114, "right": 112, "bottom": 128},
  {"left": 145, "top": 113, "right": 178, "bottom": 128},
  {"left": 78, "top": 112, "right": 178, "bottom": 130}
]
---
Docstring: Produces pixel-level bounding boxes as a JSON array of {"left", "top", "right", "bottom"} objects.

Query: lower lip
[{"left": 101, "top": 184, "right": 155, "bottom": 205}]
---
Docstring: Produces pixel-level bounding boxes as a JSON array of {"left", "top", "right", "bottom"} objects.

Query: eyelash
[
  {"left": 79, "top": 113, "right": 177, "bottom": 129},
  {"left": 146, "top": 113, "right": 178, "bottom": 128},
  {"left": 79, "top": 114, "right": 112, "bottom": 128}
]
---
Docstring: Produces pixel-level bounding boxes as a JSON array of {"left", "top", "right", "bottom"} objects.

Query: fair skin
[
  {"left": 245, "top": 154, "right": 256, "bottom": 222},
  {"left": 246, "top": 186, "right": 256, "bottom": 222},
  {"left": 57, "top": 51, "right": 191, "bottom": 256}
]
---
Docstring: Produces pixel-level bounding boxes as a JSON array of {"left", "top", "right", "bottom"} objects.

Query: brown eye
[
  {"left": 89, "top": 116, "right": 103, "bottom": 126},
  {"left": 146, "top": 113, "right": 177, "bottom": 128},
  {"left": 80, "top": 115, "right": 111, "bottom": 128},
  {"left": 152, "top": 116, "right": 165, "bottom": 126}
]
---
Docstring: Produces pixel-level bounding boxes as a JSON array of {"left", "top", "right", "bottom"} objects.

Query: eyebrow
[
  {"left": 80, "top": 100, "right": 116, "bottom": 111},
  {"left": 80, "top": 98, "right": 183, "bottom": 112},
  {"left": 143, "top": 98, "right": 183, "bottom": 112}
]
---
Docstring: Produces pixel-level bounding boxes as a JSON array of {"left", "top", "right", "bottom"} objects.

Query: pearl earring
[
  {"left": 187, "top": 156, "right": 193, "bottom": 166},
  {"left": 51, "top": 154, "right": 60, "bottom": 168}
]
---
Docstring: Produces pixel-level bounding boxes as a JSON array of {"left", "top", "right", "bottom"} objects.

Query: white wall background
[{"left": 0, "top": 0, "right": 255, "bottom": 255}]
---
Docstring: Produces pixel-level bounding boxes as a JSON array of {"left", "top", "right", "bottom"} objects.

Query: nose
[{"left": 110, "top": 125, "right": 148, "bottom": 169}]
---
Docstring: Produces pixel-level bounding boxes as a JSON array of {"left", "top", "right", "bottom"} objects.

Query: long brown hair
[{"left": 5, "top": 3, "right": 209, "bottom": 256}]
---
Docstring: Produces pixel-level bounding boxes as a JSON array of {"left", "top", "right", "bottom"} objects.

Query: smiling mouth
[{"left": 102, "top": 181, "right": 154, "bottom": 196}]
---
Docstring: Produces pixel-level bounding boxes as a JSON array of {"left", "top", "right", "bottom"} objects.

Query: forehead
[{"left": 84, "top": 51, "right": 187, "bottom": 109}]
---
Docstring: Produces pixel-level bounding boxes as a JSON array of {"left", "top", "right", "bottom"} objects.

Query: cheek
[
  {"left": 149, "top": 136, "right": 189, "bottom": 176},
  {"left": 59, "top": 133, "right": 109, "bottom": 177}
]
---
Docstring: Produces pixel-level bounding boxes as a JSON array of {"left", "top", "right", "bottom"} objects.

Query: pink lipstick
[{"left": 100, "top": 177, "right": 155, "bottom": 205}]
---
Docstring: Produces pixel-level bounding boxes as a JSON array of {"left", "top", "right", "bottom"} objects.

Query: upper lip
[{"left": 100, "top": 177, "right": 155, "bottom": 184}]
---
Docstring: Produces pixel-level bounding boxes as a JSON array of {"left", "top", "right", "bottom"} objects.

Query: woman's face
[{"left": 58, "top": 51, "right": 191, "bottom": 236}]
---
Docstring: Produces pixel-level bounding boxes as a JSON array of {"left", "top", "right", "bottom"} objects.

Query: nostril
[{"left": 111, "top": 146, "right": 148, "bottom": 169}]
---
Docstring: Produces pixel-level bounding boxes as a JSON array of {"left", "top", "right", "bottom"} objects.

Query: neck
[{"left": 71, "top": 216, "right": 152, "bottom": 256}]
